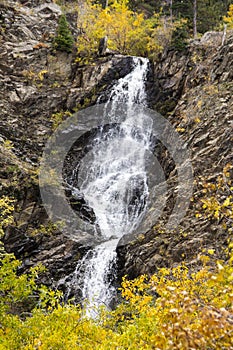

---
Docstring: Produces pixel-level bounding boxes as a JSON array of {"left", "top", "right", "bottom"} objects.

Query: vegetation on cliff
[
  {"left": 53, "top": 14, "right": 74, "bottom": 53},
  {"left": 224, "top": 3, "right": 233, "bottom": 28}
]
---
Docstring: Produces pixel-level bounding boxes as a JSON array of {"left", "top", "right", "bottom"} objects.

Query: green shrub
[{"left": 53, "top": 14, "right": 74, "bottom": 53}]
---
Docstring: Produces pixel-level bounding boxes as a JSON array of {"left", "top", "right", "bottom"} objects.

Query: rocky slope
[
  {"left": 118, "top": 32, "right": 233, "bottom": 278},
  {"left": 1, "top": 0, "right": 232, "bottom": 289}
]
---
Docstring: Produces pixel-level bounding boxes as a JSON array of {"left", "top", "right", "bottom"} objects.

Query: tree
[
  {"left": 171, "top": 0, "right": 232, "bottom": 35},
  {"left": 172, "top": 0, "right": 193, "bottom": 34},
  {"left": 171, "top": 19, "right": 189, "bottom": 51},
  {"left": 128, "top": 0, "right": 232, "bottom": 35},
  {"left": 53, "top": 14, "right": 74, "bottom": 53},
  {"left": 76, "top": 0, "right": 179, "bottom": 62},
  {"left": 193, "top": 0, "right": 197, "bottom": 37},
  {"left": 197, "top": 0, "right": 230, "bottom": 33}
]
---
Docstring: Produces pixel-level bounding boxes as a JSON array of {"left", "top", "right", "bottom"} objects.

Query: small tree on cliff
[{"left": 53, "top": 14, "right": 74, "bottom": 53}]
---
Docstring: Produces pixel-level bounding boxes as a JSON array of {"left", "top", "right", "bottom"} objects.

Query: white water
[
  {"left": 71, "top": 239, "right": 118, "bottom": 318},
  {"left": 68, "top": 57, "right": 151, "bottom": 316}
]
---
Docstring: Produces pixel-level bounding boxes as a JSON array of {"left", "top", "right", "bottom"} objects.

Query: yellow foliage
[
  {"left": 0, "top": 196, "right": 15, "bottom": 237},
  {"left": 37, "top": 69, "right": 48, "bottom": 81},
  {"left": 22, "top": 69, "right": 48, "bottom": 83},
  {"left": 3, "top": 139, "right": 14, "bottom": 150},
  {"left": 1, "top": 249, "right": 233, "bottom": 349},
  {"left": 224, "top": 4, "right": 233, "bottom": 29},
  {"left": 51, "top": 109, "right": 72, "bottom": 129},
  {"left": 196, "top": 164, "right": 233, "bottom": 227},
  {"left": 176, "top": 127, "right": 185, "bottom": 133},
  {"left": 76, "top": 0, "right": 175, "bottom": 63}
]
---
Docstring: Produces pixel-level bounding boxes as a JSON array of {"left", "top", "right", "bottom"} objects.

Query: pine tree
[
  {"left": 53, "top": 14, "right": 74, "bottom": 53},
  {"left": 197, "top": 0, "right": 230, "bottom": 33},
  {"left": 171, "top": 21, "right": 189, "bottom": 51}
]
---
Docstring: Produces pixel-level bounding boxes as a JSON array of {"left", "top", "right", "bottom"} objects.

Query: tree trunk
[
  {"left": 193, "top": 0, "right": 197, "bottom": 38},
  {"left": 222, "top": 23, "right": 227, "bottom": 46},
  {"left": 170, "top": 0, "right": 173, "bottom": 23}
]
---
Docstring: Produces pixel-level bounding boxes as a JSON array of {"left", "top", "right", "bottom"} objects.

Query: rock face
[
  {"left": 0, "top": 0, "right": 232, "bottom": 287},
  {"left": 117, "top": 31, "right": 233, "bottom": 279}
]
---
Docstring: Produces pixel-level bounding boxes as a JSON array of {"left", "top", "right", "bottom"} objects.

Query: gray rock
[{"left": 34, "top": 3, "right": 62, "bottom": 16}]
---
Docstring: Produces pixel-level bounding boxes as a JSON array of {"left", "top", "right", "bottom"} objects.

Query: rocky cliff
[
  {"left": 1, "top": 0, "right": 232, "bottom": 289},
  {"left": 118, "top": 32, "right": 233, "bottom": 278}
]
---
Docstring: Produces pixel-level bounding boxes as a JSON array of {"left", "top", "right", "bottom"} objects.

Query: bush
[
  {"left": 1, "top": 248, "right": 233, "bottom": 349},
  {"left": 53, "top": 14, "right": 74, "bottom": 53},
  {"left": 0, "top": 195, "right": 14, "bottom": 237}
]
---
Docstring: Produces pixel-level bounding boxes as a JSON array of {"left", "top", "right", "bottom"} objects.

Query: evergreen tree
[
  {"left": 172, "top": 0, "right": 232, "bottom": 35},
  {"left": 197, "top": 0, "right": 230, "bottom": 33},
  {"left": 171, "top": 21, "right": 189, "bottom": 50},
  {"left": 53, "top": 14, "right": 74, "bottom": 53},
  {"left": 131, "top": 0, "right": 232, "bottom": 35}
]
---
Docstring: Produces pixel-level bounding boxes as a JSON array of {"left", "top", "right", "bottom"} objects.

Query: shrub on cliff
[{"left": 53, "top": 14, "right": 74, "bottom": 53}]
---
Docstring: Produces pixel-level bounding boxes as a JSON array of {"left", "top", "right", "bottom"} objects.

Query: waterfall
[
  {"left": 65, "top": 57, "right": 151, "bottom": 317},
  {"left": 67, "top": 239, "right": 118, "bottom": 318}
]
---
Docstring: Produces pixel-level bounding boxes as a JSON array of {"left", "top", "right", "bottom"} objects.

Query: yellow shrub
[
  {"left": 224, "top": 4, "right": 233, "bottom": 29},
  {"left": 195, "top": 164, "right": 233, "bottom": 228},
  {"left": 1, "top": 250, "right": 233, "bottom": 349},
  {"left": 0, "top": 196, "right": 14, "bottom": 237}
]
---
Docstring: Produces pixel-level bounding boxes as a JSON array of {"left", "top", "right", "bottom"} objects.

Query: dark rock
[
  {"left": 4, "top": 226, "right": 40, "bottom": 258},
  {"left": 98, "top": 36, "right": 108, "bottom": 56}
]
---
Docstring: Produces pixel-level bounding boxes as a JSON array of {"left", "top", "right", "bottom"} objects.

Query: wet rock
[{"left": 4, "top": 226, "right": 40, "bottom": 259}]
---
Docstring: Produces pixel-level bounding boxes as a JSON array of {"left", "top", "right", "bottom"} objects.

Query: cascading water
[{"left": 65, "top": 57, "right": 152, "bottom": 317}]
